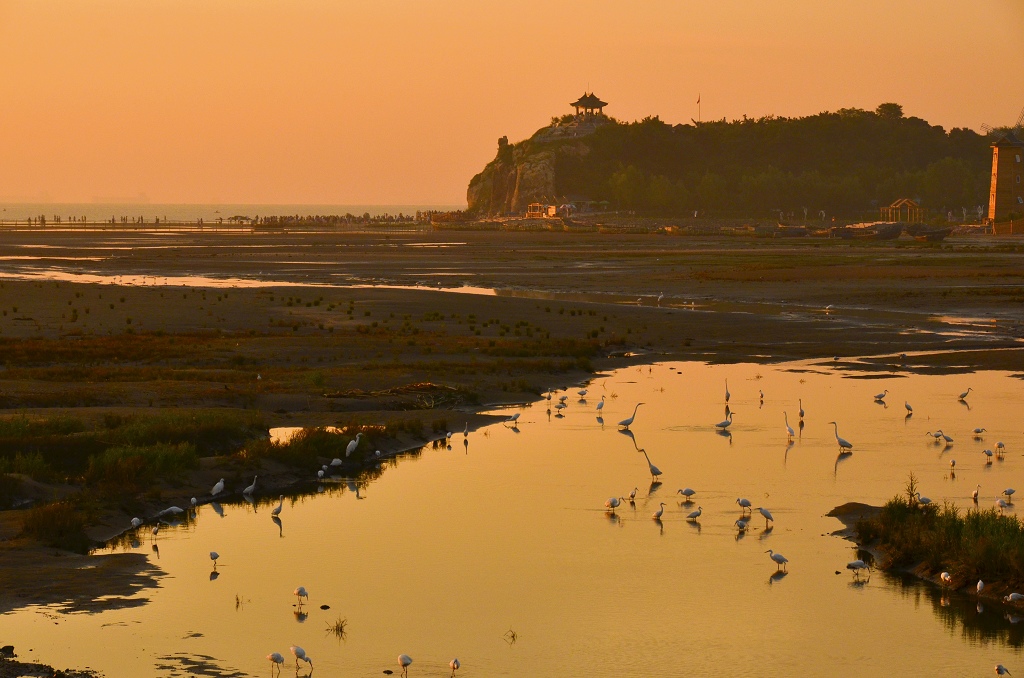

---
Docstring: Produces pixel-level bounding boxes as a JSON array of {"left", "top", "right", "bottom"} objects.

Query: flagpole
[{"left": 697, "top": 94, "right": 701, "bottom": 123}]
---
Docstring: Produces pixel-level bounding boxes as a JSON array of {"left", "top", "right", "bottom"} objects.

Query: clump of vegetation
[
  {"left": 857, "top": 474, "right": 1024, "bottom": 586},
  {"left": 325, "top": 616, "right": 348, "bottom": 640},
  {"left": 21, "top": 500, "right": 93, "bottom": 553},
  {"left": 85, "top": 442, "right": 198, "bottom": 491}
]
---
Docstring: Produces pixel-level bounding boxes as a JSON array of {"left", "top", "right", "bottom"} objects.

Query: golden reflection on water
[{"left": 2, "top": 360, "right": 1023, "bottom": 677}]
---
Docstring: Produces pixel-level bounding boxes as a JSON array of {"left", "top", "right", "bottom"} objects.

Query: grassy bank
[{"left": 856, "top": 475, "right": 1024, "bottom": 588}]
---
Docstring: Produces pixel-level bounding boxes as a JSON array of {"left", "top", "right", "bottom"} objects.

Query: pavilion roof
[{"left": 570, "top": 92, "right": 607, "bottom": 109}]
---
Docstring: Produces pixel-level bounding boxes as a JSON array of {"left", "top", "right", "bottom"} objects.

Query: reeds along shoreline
[{"left": 856, "top": 479, "right": 1024, "bottom": 591}]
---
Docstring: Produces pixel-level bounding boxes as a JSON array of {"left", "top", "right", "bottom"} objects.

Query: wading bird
[
  {"left": 242, "top": 476, "right": 257, "bottom": 495},
  {"left": 450, "top": 658, "right": 460, "bottom": 676},
  {"left": 130, "top": 517, "right": 142, "bottom": 529},
  {"left": 959, "top": 387, "right": 972, "bottom": 401},
  {"left": 905, "top": 401, "right": 913, "bottom": 414},
  {"left": 677, "top": 488, "right": 696, "bottom": 502},
  {"left": 347, "top": 432, "right": 363, "bottom": 456},
  {"left": 974, "top": 427, "right": 987, "bottom": 435},
  {"left": 847, "top": 560, "right": 869, "bottom": 578},
  {"left": 874, "top": 389, "right": 888, "bottom": 401},
  {"left": 715, "top": 412, "right": 734, "bottom": 430},
  {"left": 267, "top": 652, "right": 284, "bottom": 676},
  {"left": 628, "top": 487, "right": 638, "bottom": 501},
  {"left": 653, "top": 502, "right": 666, "bottom": 520},
  {"left": 915, "top": 492, "right": 932, "bottom": 507},
  {"left": 605, "top": 497, "right": 622, "bottom": 513},
  {"left": 926, "top": 431, "right": 943, "bottom": 441},
  {"left": 756, "top": 506, "right": 774, "bottom": 528},
  {"left": 766, "top": 549, "right": 788, "bottom": 571},
  {"left": 618, "top": 403, "right": 644, "bottom": 429},
  {"left": 210, "top": 551, "right": 219, "bottom": 569},
  {"left": 1004, "top": 593, "right": 1024, "bottom": 604},
  {"left": 940, "top": 572, "right": 952, "bottom": 586},
  {"left": 983, "top": 449, "right": 994, "bottom": 462},
  {"left": 973, "top": 485, "right": 981, "bottom": 502},
  {"left": 784, "top": 412, "right": 794, "bottom": 439},
  {"left": 686, "top": 506, "right": 702, "bottom": 522},
  {"left": 997, "top": 441, "right": 1007, "bottom": 455},
  {"left": 271, "top": 496, "right": 284, "bottom": 517},
  {"left": 505, "top": 413, "right": 520, "bottom": 425},
  {"left": 294, "top": 586, "right": 309, "bottom": 606},
  {"left": 828, "top": 421, "right": 853, "bottom": 452},
  {"left": 577, "top": 389, "right": 588, "bottom": 397},
  {"left": 995, "top": 664, "right": 1012, "bottom": 676},
  {"left": 398, "top": 654, "right": 413, "bottom": 677},
  {"left": 330, "top": 457, "right": 343, "bottom": 467},
  {"left": 735, "top": 519, "right": 748, "bottom": 532},
  {"left": 596, "top": 396, "right": 605, "bottom": 412},
  {"left": 978, "top": 580, "right": 985, "bottom": 595},
  {"left": 211, "top": 478, "right": 225, "bottom": 497},
  {"left": 1006, "top": 488, "right": 1017, "bottom": 501},
  {"left": 998, "top": 499, "right": 1010, "bottom": 513},
  {"left": 641, "top": 449, "right": 662, "bottom": 481},
  {"left": 290, "top": 646, "right": 312, "bottom": 670},
  {"left": 737, "top": 497, "right": 752, "bottom": 513}
]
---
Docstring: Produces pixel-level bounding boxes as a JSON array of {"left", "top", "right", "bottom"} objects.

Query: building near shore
[{"left": 987, "top": 131, "right": 1024, "bottom": 222}]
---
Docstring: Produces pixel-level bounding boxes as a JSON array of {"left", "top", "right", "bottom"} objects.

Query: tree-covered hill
[{"left": 466, "top": 104, "right": 991, "bottom": 218}]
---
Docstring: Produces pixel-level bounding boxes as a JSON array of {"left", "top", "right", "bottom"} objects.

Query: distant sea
[{"left": 0, "top": 203, "right": 466, "bottom": 222}]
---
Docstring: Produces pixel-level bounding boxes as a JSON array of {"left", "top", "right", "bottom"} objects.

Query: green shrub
[
  {"left": 85, "top": 442, "right": 198, "bottom": 488},
  {"left": 21, "top": 501, "right": 92, "bottom": 553}
]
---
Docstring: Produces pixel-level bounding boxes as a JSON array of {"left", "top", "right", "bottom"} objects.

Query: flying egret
[
  {"left": 827, "top": 421, "right": 853, "bottom": 452},
  {"left": 847, "top": 560, "right": 869, "bottom": 578},
  {"left": 724, "top": 379, "right": 731, "bottom": 403},
  {"left": 290, "top": 646, "right": 312, "bottom": 670},
  {"left": 242, "top": 476, "right": 257, "bottom": 495},
  {"left": 973, "top": 485, "right": 981, "bottom": 502},
  {"left": 756, "top": 506, "right": 774, "bottom": 528},
  {"left": 641, "top": 449, "right": 662, "bottom": 480},
  {"left": 765, "top": 549, "right": 788, "bottom": 571},
  {"left": 628, "top": 487, "right": 638, "bottom": 501},
  {"left": 596, "top": 395, "right": 605, "bottom": 412},
  {"left": 605, "top": 497, "right": 622, "bottom": 513},
  {"left": 450, "top": 658, "right": 460, "bottom": 676},
  {"left": 398, "top": 654, "right": 413, "bottom": 677},
  {"left": 784, "top": 412, "right": 794, "bottom": 439},
  {"left": 978, "top": 580, "right": 985, "bottom": 595},
  {"left": 915, "top": 492, "right": 932, "bottom": 506},
  {"left": 267, "top": 652, "right": 285, "bottom": 676},
  {"left": 995, "top": 664, "right": 1012, "bottom": 676},
  {"left": 618, "top": 403, "right": 644, "bottom": 429},
  {"left": 271, "top": 496, "right": 284, "bottom": 517},
  {"left": 210, "top": 551, "right": 219, "bottom": 569},
  {"left": 798, "top": 399, "right": 805, "bottom": 419},
  {"left": 686, "top": 506, "right": 702, "bottom": 522},
  {"left": 346, "top": 432, "right": 363, "bottom": 456},
  {"left": 653, "top": 502, "right": 666, "bottom": 520},
  {"left": 736, "top": 497, "right": 752, "bottom": 513},
  {"left": 959, "top": 387, "right": 972, "bottom": 401},
  {"left": 130, "top": 517, "right": 142, "bottom": 529},
  {"left": 940, "top": 572, "right": 952, "bottom": 586},
  {"left": 874, "top": 389, "right": 888, "bottom": 401},
  {"left": 677, "top": 488, "right": 696, "bottom": 502},
  {"left": 294, "top": 586, "right": 309, "bottom": 606},
  {"left": 735, "top": 519, "right": 748, "bottom": 532},
  {"left": 211, "top": 478, "right": 225, "bottom": 496},
  {"left": 715, "top": 412, "right": 734, "bottom": 430},
  {"left": 1004, "top": 593, "right": 1024, "bottom": 603},
  {"left": 905, "top": 401, "right": 913, "bottom": 414}
]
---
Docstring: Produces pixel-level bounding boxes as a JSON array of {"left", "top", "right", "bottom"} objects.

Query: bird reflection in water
[
  {"left": 606, "top": 511, "right": 621, "bottom": 527},
  {"left": 211, "top": 502, "right": 225, "bottom": 518},
  {"left": 687, "top": 520, "right": 701, "bottom": 535},
  {"left": 272, "top": 516, "right": 283, "bottom": 538},
  {"left": 717, "top": 429, "right": 733, "bottom": 445},
  {"left": 596, "top": 416, "right": 604, "bottom": 428},
  {"left": 209, "top": 570, "right": 219, "bottom": 581},
  {"left": 294, "top": 609, "right": 308, "bottom": 623},
  {"left": 759, "top": 525, "right": 774, "bottom": 541},
  {"left": 768, "top": 570, "right": 788, "bottom": 585},
  {"left": 784, "top": 439, "right": 794, "bottom": 465},
  {"left": 152, "top": 543, "right": 159, "bottom": 558},
  {"left": 243, "top": 493, "right": 256, "bottom": 511},
  {"left": 653, "top": 517, "right": 664, "bottom": 535},
  {"left": 834, "top": 451, "right": 852, "bottom": 477},
  {"left": 648, "top": 480, "right": 662, "bottom": 496}
]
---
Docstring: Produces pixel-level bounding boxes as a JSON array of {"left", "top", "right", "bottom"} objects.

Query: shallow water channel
[{"left": 3, "top": 360, "right": 1024, "bottom": 676}]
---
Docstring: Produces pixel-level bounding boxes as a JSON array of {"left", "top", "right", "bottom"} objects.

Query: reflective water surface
[{"left": 2, "top": 360, "right": 1023, "bottom": 677}]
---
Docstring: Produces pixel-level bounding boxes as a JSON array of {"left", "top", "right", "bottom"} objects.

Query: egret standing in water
[
  {"left": 715, "top": 412, "right": 734, "bottom": 430},
  {"left": 210, "top": 551, "right": 219, "bottom": 569},
  {"left": 628, "top": 487, "right": 638, "bottom": 502},
  {"left": 347, "top": 432, "right": 364, "bottom": 456},
  {"left": 242, "top": 476, "right": 257, "bottom": 495},
  {"left": 995, "top": 664, "right": 1012, "bottom": 675},
  {"left": 618, "top": 403, "right": 644, "bottom": 429},
  {"left": 605, "top": 497, "right": 622, "bottom": 513},
  {"left": 736, "top": 497, "right": 752, "bottom": 514},
  {"left": 596, "top": 396, "right": 605, "bottom": 412},
  {"left": 677, "top": 488, "right": 696, "bottom": 502},
  {"left": 641, "top": 449, "right": 662, "bottom": 481},
  {"left": 652, "top": 502, "right": 666, "bottom": 520},
  {"left": 398, "top": 654, "right": 413, "bottom": 677},
  {"left": 271, "top": 496, "right": 284, "bottom": 517},
  {"left": 973, "top": 485, "right": 981, "bottom": 503},
  {"left": 827, "top": 421, "right": 853, "bottom": 452},
  {"left": 874, "top": 389, "right": 888, "bottom": 401},
  {"left": 211, "top": 478, "right": 225, "bottom": 497},
  {"left": 267, "top": 652, "right": 284, "bottom": 675},
  {"left": 959, "top": 387, "right": 972, "bottom": 401},
  {"left": 905, "top": 401, "right": 913, "bottom": 414},
  {"left": 294, "top": 586, "right": 309, "bottom": 606},
  {"left": 784, "top": 413, "right": 794, "bottom": 440},
  {"left": 915, "top": 492, "right": 932, "bottom": 506},
  {"left": 290, "top": 646, "right": 312, "bottom": 670},
  {"left": 847, "top": 560, "right": 869, "bottom": 578},
  {"left": 756, "top": 506, "right": 774, "bottom": 528},
  {"left": 765, "top": 549, "right": 788, "bottom": 571},
  {"left": 449, "top": 658, "right": 460, "bottom": 676}
]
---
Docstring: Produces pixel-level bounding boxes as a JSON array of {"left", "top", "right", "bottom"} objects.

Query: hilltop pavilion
[{"left": 570, "top": 93, "right": 607, "bottom": 116}]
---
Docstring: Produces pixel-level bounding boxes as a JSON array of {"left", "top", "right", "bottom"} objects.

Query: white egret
[
  {"left": 505, "top": 413, "right": 520, "bottom": 424},
  {"left": 577, "top": 389, "right": 588, "bottom": 397},
  {"left": 973, "top": 485, "right": 981, "bottom": 502},
  {"left": 559, "top": 395, "right": 568, "bottom": 403},
  {"left": 950, "top": 459, "right": 956, "bottom": 470},
  {"left": 735, "top": 519, "right": 748, "bottom": 532},
  {"left": 959, "top": 387, "right": 972, "bottom": 400},
  {"left": 765, "top": 549, "right": 788, "bottom": 571},
  {"left": 983, "top": 449, "right": 994, "bottom": 462},
  {"left": 346, "top": 432, "right": 363, "bottom": 456},
  {"left": 605, "top": 497, "right": 622, "bottom": 513},
  {"left": 1006, "top": 488, "right": 1017, "bottom": 500},
  {"left": 653, "top": 502, "right": 666, "bottom": 520},
  {"left": 756, "top": 506, "right": 774, "bottom": 528},
  {"left": 997, "top": 441, "right": 1007, "bottom": 454},
  {"left": 130, "top": 517, "right": 142, "bottom": 529},
  {"left": 317, "top": 469, "right": 325, "bottom": 479},
  {"left": 618, "top": 403, "right": 644, "bottom": 429},
  {"left": 267, "top": 652, "right": 284, "bottom": 675},
  {"left": 998, "top": 499, "right": 1010, "bottom": 512},
  {"left": 995, "top": 664, "right": 1012, "bottom": 676},
  {"left": 210, "top": 551, "right": 219, "bottom": 568},
  {"left": 294, "top": 586, "right": 309, "bottom": 606},
  {"left": 446, "top": 431, "right": 452, "bottom": 441},
  {"left": 242, "top": 476, "right": 257, "bottom": 495},
  {"left": 271, "top": 496, "right": 284, "bottom": 517},
  {"left": 677, "top": 488, "right": 696, "bottom": 502},
  {"left": 784, "top": 412, "right": 794, "bottom": 439},
  {"left": 211, "top": 478, "right": 225, "bottom": 496},
  {"left": 724, "top": 379, "right": 730, "bottom": 403},
  {"left": 641, "top": 449, "right": 662, "bottom": 480},
  {"left": 759, "top": 389, "right": 764, "bottom": 401},
  {"left": 926, "top": 431, "right": 942, "bottom": 440},
  {"left": 915, "top": 492, "right": 932, "bottom": 506},
  {"left": 847, "top": 560, "right": 869, "bottom": 577},
  {"left": 939, "top": 431, "right": 953, "bottom": 444},
  {"left": 905, "top": 401, "right": 913, "bottom": 414},
  {"left": 974, "top": 427, "right": 987, "bottom": 435},
  {"left": 736, "top": 497, "right": 752, "bottom": 513},
  {"left": 874, "top": 389, "right": 888, "bottom": 401},
  {"left": 628, "top": 487, "right": 638, "bottom": 501},
  {"left": 798, "top": 399, "right": 805, "bottom": 419},
  {"left": 450, "top": 658, "right": 460, "bottom": 676},
  {"left": 714, "top": 412, "right": 734, "bottom": 429},
  {"left": 686, "top": 506, "right": 702, "bottom": 522},
  {"left": 290, "top": 646, "right": 312, "bottom": 670},
  {"left": 190, "top": 497, "right": 197, "bottom": 508},
  {"left": 1004, "top": 593, "right": 1024, "bottom": 603},
  {"left": 940, "top": 572, "right": 952, "bottom": 586},
  {"left": 159, "top": 506, "right": 184, "bottom": 517},
  {"left": 978, "top": 580, "right": 985, "bottom": 594},
  {"left": 596, "top": 396, "right": 605, "bottom": 412},
  {"left": 151, "top": 525, "right": 160, "bottom": 539},
  {"left": 398, "top": 654, "right": 413, "bottom": 676},
  {"left": 827, "top": 421, "right": 853, "bottom": 452}
]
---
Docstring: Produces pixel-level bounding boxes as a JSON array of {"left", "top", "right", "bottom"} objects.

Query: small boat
[
  {"left": 913, "top": 227, "right": 952, "bottom": 242},
  {"left": 838, "top": 222, "right": 904, "bottom": 240},
  {"left": 775, "top": 224, "right": 808, "bottom": 237}
]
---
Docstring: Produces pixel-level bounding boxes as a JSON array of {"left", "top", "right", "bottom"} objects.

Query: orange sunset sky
[{"left": 1, "top": 0, "right": 1022, "bottom": 206}]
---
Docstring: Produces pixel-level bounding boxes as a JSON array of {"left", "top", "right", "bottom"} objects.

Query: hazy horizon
[{"left": 2, "top": 0, "right": 1022, "bottom": 205}]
